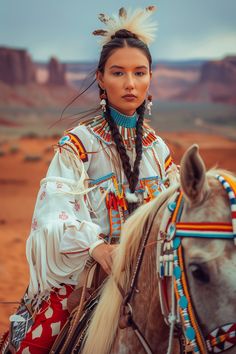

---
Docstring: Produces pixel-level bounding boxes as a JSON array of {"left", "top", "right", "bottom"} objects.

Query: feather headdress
[{"left": 93, "top": 5, "right": 158, "bottom": 46}]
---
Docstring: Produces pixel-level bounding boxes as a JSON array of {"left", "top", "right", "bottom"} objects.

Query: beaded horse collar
[
  {"left": 81, "top": 114, "right": 158, "bottom": 150},
  {"left": 158, "top": 175, "right": 236, "bottom": 354}
]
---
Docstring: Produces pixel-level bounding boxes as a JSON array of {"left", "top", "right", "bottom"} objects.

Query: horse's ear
[{"left": 180, "top": 144, "right": 209, "bottom": 205}]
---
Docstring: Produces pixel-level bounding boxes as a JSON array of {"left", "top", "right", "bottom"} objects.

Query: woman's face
[{"left": 97, "top": 46, "right": 152, "bottom": 116}]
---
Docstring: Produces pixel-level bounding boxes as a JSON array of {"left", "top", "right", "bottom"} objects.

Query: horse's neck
[{"left": 112, "top": 210, "right": 172, "bottom": 354}]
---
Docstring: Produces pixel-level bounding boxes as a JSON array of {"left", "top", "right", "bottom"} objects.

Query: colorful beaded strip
[
  {"left": 82, "top": 116, "right": 158, "bottom": 149},
  {"left": 171, "top": 193, "right": 205, "bottom": 354},
  {"left": 216, "top": 175, "right": 236, "bottom": 239},
  {"left": 164, "top": 154, "right": 173, "bottom": 172},
  {"left": 175, "top": 223, "right": 234, "bottom": 239}
]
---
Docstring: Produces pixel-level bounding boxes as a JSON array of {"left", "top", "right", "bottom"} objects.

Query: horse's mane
[
  {"left": 82, "top": 169, "right": 236, "bottom": 354},
  {"left": 207, "top": 168, "right": 236, "bottom": 182},
  {"left": 82, "top": 184, "right": 178, "bottom": 354}
]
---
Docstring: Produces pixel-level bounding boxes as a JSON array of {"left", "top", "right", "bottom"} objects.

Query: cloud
[
  {"left": 1, "top": 0, "right": 236, "bottom": 61},
  {"left": 154, "top": 31, "right": 236, "bottom": 60}
]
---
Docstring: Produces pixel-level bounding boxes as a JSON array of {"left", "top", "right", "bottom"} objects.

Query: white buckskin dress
[{"left": 6, "top": 107, "right": 177, "bottom": 354}]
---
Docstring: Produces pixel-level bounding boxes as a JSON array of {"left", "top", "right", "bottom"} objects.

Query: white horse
[
  {"left": 53, "top": 145, "right": 236, "bottom": 354},
  {"left": 81, "top": 145, "right": 236, "bottom": 354}
]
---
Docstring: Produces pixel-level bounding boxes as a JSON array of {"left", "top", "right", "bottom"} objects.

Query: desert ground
[{"left": 0, "top": 131, "right": 236, "bottom": 333}]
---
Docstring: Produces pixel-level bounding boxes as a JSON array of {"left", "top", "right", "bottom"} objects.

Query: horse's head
[{"left": 179, "top": 145, "right": 236, "bottom": 353}]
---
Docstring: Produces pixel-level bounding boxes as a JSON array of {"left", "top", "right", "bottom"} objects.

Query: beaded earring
[
  {"left": 100, "top": 91, "right": 107, "bottom": 112},
  {"left": 146, "top": 94, "right": 153, "bottom": 115}
]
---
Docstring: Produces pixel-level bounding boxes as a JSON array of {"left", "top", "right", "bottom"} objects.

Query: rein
[
  {"left": 117, "top": 201, "right": 165, "bottom": 354},
  {"left": 158, "top": 174, "right": 236, "bottom": 354}
]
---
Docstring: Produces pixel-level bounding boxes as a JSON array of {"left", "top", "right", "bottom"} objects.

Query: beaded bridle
[{"left": 158, "top": 174, "right": 236, "bottom": 354}]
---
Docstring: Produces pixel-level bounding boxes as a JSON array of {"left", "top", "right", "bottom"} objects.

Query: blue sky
[{"left": 1, "top": 0, "right": 236, "bottom": 62}]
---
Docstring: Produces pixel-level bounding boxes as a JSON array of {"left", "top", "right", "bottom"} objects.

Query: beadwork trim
[
  {"left": 175, "top": 223, "right": 234, "bottom": 239},
  {"left": 81, "top": 115, "right": 158, "bottom": 150},
  {"left": 216, "top": 175, "right": 236, "bottom": 241},
  {"left": 206, "top": 323, "right": 236, "bottom": 353}
]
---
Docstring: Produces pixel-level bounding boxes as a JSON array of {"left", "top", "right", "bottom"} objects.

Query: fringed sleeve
[
  {"left": 26, "top": 133, "right": 103, "bottom": 298},
  {"left": 154, "top": 136, "right": 179, "bottom": 186}
]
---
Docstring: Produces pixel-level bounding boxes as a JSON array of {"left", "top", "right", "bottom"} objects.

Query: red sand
[{"left": 0, "top": 133, "right": 236, "bottom": 332}]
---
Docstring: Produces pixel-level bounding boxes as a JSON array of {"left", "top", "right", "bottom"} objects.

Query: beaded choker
[{"left": 107, "top": 106, "right": 137, "bottom": 128}]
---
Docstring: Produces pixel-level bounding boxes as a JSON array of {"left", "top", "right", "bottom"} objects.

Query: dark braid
[
  {"left": 96, "top": 29, "right": 152, "bottom": 213},
  {"left": 130, "top": 102, "right": 145, "bottom": 193},
  {"left": 103, "top": 99, "right": 146, "bottom": 213}
]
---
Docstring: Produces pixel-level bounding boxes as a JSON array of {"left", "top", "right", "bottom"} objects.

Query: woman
[{"left": 2, "top": 5, "right": 178, "bottom": 353}]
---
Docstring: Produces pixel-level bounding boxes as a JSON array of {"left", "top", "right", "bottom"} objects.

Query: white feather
[
  {"left": 126, "top": 191, "right": 139, "bottom": 203},
  {"left": 94, "top": 6, "right": 158, "bottom": 46}
]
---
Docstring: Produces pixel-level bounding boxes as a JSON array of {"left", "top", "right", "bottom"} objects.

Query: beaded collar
[
  {"left": 107, "top": 106, "right": 137, "bottom": 128},
  {"left": 81, "top": 108, "right": 158, "bottom": 150}
]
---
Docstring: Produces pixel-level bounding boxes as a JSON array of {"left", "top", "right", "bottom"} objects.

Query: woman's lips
[{"left": 122, "top": 95, "right": 137, "bottom": 101}]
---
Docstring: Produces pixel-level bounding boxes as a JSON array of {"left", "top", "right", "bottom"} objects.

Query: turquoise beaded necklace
[{"left": 104, "top": 106, "right": 137, "bottom": 128}]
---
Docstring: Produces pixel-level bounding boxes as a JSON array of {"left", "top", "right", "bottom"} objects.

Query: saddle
[{"left": 50, "top": 260, "right": 107, "bottom": 354}]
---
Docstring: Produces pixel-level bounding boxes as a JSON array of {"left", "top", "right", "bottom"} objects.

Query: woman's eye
[
  {"left": 112, "top": 71, "right": 146, "bottom": 77},
  {"left": 112, "top": 72, "right": 123, "bottom": 76},
  {"left": 135, "top": 72, "right": 146, "bottom": 76}
]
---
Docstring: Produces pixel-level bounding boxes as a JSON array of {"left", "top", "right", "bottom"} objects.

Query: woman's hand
[{"left": 91, "top": 243, "right": 117, "bottom": 275}]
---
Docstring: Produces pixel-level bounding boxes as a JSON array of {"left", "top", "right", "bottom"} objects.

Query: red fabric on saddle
[{"left": 17, "top": 284, "right": 74, "bottom": 354}]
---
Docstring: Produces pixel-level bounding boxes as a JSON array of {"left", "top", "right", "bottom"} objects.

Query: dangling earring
[
  {"left": 146, "top": 94, "right": 153, "bottom": 116},
  {"left": 100, "top": 91, "right": 107, "bottom": 112}
]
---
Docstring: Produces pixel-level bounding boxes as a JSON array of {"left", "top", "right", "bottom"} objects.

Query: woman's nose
[{"left": 124, "top": 73, "right": 135, "bottom": 90}]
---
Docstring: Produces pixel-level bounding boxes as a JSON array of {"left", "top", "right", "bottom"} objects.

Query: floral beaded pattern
[
  {"left": 59, "top": 211, "right": 69, "bottom": 221},
  {"left": 31, "top": 218, "right": 38, "bottom": 231},
  {"left": 70, "top": 200, "right": 81, "bottom": 212},
  {"left": 39, "top": 191, "right": 46, "bottom": 201},
  {"left": 56, "top": 182, "right": 63, "bottom": 189}
]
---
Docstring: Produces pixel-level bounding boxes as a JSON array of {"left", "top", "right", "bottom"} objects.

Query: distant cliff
[
  {"left": 47, "top": 57, "right": 67, "bottom": 85},
  {"left": 0, "top": 48, "right": 76, "bottom": 109},
  {"left": 175, "top": 56, "right": 236, "bottom": 105},
  {"left": 1, "top": 47, "right": 235, "bottom": 106},
  {"left": 200, "top": 56, "right": 236, "bottom": 85},
  {"left": 0, "top": 47, "right": 36, "bottom": 85},
  {"left": 0, "top": 47, "right": 67, "bottom": 86}
]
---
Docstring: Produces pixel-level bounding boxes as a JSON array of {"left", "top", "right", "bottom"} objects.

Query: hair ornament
[
  {"left": 119, "top": 7, "right": 127, "bottom": 19},
  {"left": 93, "top": 5, "right": 158, "bottom": 46},
  {"left": 98, "top": 13, "right": 115, "bottom": 25},
  {"left": 93, "top": 29, "right": 108, "bottom": 36}
]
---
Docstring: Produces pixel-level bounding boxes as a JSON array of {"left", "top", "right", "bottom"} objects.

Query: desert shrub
[
  {"left": 24, "top": 154, "right": 42, "bottom": 162},
  {"left": 21, "top": 132, "right": 39, "bottom": 139},
  {"left": 9, "top": 145, "right": 20, "bottom": 154},
  {"left": 44, "top": 146, "right": 53, "bottom": 154}
]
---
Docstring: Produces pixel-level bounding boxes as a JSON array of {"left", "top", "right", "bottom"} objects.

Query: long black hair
[
  {"left": 97, "top": 30, "right": 152, "bottom": 212},
  {"left": 64, "top": 29, "right": 153, "bottom": 212}
]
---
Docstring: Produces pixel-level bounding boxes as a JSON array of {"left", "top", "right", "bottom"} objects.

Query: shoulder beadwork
[
  {"left": 58, "top": 131, "right": 88, "bottom": 162},
  {"left": 164, "top": 154, "right": 173, "bottom": 171}
]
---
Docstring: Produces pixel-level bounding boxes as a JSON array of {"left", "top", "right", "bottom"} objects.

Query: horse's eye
[{"left": 189, "top": 263, "right": 210, "bottom": 283}]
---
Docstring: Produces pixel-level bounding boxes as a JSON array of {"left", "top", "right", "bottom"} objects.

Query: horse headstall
[{"left": 158, "top": 174, "right": 236, "bottom": 354}]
